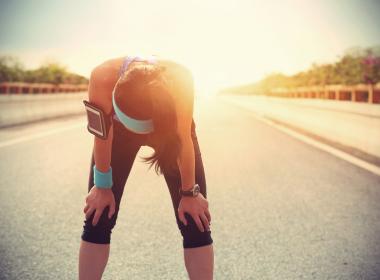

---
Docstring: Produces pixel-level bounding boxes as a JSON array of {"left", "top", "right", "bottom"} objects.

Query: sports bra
[
  {"left": 118, "top": 55, "right": 158, "bottom": 78},
  {"left": 112, "top": 55, "right": 158, "bottom": 134}
]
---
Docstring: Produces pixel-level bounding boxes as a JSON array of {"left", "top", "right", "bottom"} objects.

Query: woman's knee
[
  {"left": 179, "top": 213, "right": 213, "bottom": 249},
  {"left": 81, "top": 206, "right": 119, "bottom": 244}
]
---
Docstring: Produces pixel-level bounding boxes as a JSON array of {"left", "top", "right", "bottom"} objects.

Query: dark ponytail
[{"left": 141, "top": 74, "right": 181, "bottom": 176}]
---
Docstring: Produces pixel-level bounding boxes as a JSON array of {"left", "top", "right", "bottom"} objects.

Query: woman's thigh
[{"left": 162, "top": 119, "right": 213, "bottom": 248}]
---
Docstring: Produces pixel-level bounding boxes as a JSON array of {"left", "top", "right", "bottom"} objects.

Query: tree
[
  {"left": 220, "top": 45, "right": 380, "bottom": 95},
  {"left": 0, "top": 55, "right": 88, "bottom": 84},
  {"left": 0, "top": 55, "right": 25, "bottom": 82}
]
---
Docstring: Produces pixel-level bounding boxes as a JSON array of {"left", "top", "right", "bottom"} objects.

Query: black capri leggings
[{"left": 81, "top": 118, "right": 213, "bottom": 249}]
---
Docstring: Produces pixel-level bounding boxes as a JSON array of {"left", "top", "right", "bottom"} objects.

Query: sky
[{"left": 0, "top": 0, "right": 379, "bottom": 95}]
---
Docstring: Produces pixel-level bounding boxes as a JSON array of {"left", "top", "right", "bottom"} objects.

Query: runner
[{"left": 78, "top": 55, "right": 214, "bottom": 280}]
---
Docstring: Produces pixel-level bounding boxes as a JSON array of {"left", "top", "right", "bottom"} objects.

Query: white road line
[
  {"left": 223, "top": 99, "right": 380, "bottom": 177},
  {"left": 0, "top": 122, "right": 85, "bottom": 149}
]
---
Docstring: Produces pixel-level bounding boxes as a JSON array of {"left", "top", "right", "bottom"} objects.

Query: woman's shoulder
[
  {"left": 157, "top": 58, "right": 193, "bottom": 91},
  {"left": 87, "top": 56, "right": 127, "bottom": 111},
  {"left": 156, "top": 58, "right": 194, "bottom": 103},
  {"left": 90, "top": 56, "right": 126, "bottom": 84}
]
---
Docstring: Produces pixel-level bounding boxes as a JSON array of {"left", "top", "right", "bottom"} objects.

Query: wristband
[{"left": 93, "top": 165, "right": 113, "bottom": 189}]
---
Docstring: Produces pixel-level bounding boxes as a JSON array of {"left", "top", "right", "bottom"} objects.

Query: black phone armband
[{"left": 83, "top": 100, "right": 113, "bottom": 140}]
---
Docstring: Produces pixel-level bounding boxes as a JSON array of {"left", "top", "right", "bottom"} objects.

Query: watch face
[
  {"left": 180, "top": 184, "right": 201, "bottom": 197},
  {"left": 193, "top": 184, "right": 200, "bottom": 196}
]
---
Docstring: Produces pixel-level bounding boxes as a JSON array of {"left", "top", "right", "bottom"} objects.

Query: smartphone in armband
[{"left": 83, "top": 100, "right": 112, "bottom": 140}]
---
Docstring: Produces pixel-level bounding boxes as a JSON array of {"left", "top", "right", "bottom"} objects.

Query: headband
[{"left": 112, "top": 55, "right": 160, "bottom": 134}]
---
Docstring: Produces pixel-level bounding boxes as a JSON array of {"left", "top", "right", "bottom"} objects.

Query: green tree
[
  {"left": 0, "top": 55, "right": 88, "bottom": 85},
  {"left": 220, "top": 45, "right": 380, "bottom": 95},
  {"left": 0, "top": 55, "right": 25, "bottom": 82}
]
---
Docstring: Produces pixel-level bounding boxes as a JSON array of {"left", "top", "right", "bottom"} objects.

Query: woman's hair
[{"left": 113, "top": 62, "right": 181, "bottom": 176}]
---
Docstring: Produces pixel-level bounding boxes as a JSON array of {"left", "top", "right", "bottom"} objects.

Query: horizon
[{"left": 1, "top": 0, "right": 379, "bottom": 96}]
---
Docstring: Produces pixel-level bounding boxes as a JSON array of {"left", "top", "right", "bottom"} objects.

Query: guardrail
[
  {"left": 0, "top": 82, "right": 88, "bottom": 94},
  {"left": 0, "top": 92, "right": 87, "bottom": 128},
  {"left": 267, "top": 83, "right": 380, "bottom": 104}
]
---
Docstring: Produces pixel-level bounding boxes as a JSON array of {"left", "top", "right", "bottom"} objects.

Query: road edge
[{"left": 220, "top": 97, "right": 380, "bottom": 177}]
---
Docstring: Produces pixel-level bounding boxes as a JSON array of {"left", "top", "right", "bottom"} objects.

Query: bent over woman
[{"left": 78, "top": 55, "right": 214, "bottom": 280}]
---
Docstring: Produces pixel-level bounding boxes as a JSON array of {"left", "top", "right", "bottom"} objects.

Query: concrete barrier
[
  {"left": 0, "top": 82, "right": 87, "bottom": 94},
  {"left": 221, "top": 94, "right": 380, "bottom": 159},
  {"left": 0, "top": 92, "right": 88, "bottom": 128},
  {"left": 267, "top": 83, "right": 380, "bottom": 104}
]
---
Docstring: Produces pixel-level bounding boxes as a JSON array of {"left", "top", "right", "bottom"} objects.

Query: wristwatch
[{"left": 179, "top": 183, "right": 200, "bottom": 197}]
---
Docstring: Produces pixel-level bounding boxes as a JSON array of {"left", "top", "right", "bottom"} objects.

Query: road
[{"left": 0, "top": 95, "right": 379, "bottom": 279}]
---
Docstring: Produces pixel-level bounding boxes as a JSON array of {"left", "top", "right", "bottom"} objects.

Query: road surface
[{"left": 0, "top": 95, "right": 379, "bottom": 279}]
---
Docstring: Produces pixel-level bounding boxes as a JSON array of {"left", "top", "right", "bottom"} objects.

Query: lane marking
[
  {"left": 222, "top": 98, "right": 380, "bottom": 177},
  {"left": 0, "top": 122, "right": 85, "bottom": 149}
]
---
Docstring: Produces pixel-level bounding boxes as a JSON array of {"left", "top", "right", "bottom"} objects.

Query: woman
[{"left": 78, "top": 55, "right": 214, "bottom": 280}]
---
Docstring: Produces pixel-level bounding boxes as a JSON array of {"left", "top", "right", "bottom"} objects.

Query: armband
[{"left": 83, "top": 100, "right": 113, "bottom": 140}]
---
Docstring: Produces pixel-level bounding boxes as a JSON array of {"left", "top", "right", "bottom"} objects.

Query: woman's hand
[
  {"left": 83, "top": 186, "right": 116, "bottom": 226},
  {"left": 178, "top": 193, "right": 212, "bottom": 232}
]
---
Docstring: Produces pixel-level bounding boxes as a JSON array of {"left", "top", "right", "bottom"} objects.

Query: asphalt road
[{"left": 0, "top": 95, "right": 379, "bottom": 280}]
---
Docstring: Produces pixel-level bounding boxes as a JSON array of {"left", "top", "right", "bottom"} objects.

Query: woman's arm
[
  {"left": 88, "top": 65, "right": 117, "bottom": 174},
  {"left": 171, "top": 66, "right": 195, "bottom": 190},
  {"left": 83, "top": 63, "right": 120, "bottom": 226},
  {"left": 176, "top": 138, "right": 196, "bottom": 190},
  {"left": 172, "top": 65, "right": 211, "bottom": 232}
]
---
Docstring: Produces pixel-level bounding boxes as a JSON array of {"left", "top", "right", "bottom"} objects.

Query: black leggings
[{"left": 81, "top": 118, "right": 213, "bottom": 249}]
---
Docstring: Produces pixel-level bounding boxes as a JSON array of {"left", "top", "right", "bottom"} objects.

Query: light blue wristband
[{"left": 93, "top": 165, "right": 113, "bottom": 189}]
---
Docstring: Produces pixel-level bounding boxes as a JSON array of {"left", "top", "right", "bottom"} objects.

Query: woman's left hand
[{"left": 178, "top": 193, "right": 211, "bottom": 232}]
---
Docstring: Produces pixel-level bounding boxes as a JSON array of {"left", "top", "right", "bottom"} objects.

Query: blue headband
[
  {"left": 112, "top": 55, "right": 158, "bottom": 134},
  {"left": 112, "top": 88, "right": 154, "bottom": 134}
]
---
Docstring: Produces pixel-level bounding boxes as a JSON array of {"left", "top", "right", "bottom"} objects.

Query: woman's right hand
[{"left": 83, "top": 186, "right": 116, "bottom": 226}]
